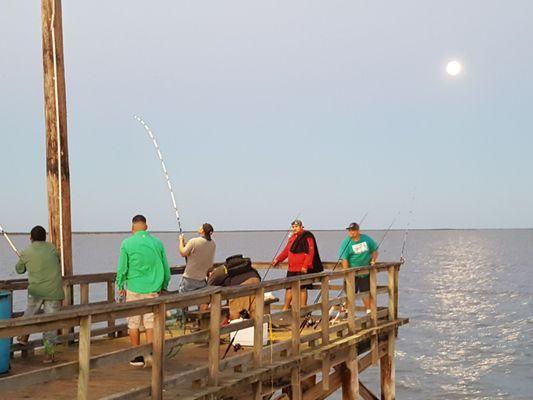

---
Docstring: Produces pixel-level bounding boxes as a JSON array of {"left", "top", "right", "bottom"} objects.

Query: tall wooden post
[{"left": 41, "top": 0, "right": 73, "bottom": 280}]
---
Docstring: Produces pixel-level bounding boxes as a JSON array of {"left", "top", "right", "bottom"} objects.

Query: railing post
[
  {"left": 77, "top": 315, "right": 91, "bottom": 400},
  {"left": 151, "top": 302, "right": 165, "bottom": 400},
  {"left": 393, "top": 266, "right": 399, "bottom": 320},
  {"left": 254, "top": 287, "right": 264, "bottom": 368},
  {"left": 107, "top": 281, "right": 116, "bottom": 337},
  {"left": 290, "top": 280, "right": 301, "bottom": 356},
  {"left": 345, "top": 270, "right": 357, "bottom": 335},
  {"left": 320, "top": 275, "right": 330, "bottom": 346},
  {"left": 387, "top": 265, "right": 396, "bottom": 322},
  {"left": 62, "top": 283, "right": 73, "bottom": 339},
  {"left": 208, "top": 292, "right": 221, "bottom": 386},
  {"left": 369, "top": 266, "right": 378, "bottom": 365},
  {"left": 80, "top": 283, "right": 89, "bottom": 305}
]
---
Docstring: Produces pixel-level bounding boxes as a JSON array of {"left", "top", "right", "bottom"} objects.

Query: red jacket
[{"left": 276, "top": 231, "right": 315, "bottom": 272}]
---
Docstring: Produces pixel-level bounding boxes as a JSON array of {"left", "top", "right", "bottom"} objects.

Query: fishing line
[
  {"left": 134, "top": 115, "right": 183, "bottom": 235},
  {"left": 400, "top": 189, "right": 416, "bottom": 264},
  {"left": 0, "top": 225, "right": 20, "bottom": 257}
]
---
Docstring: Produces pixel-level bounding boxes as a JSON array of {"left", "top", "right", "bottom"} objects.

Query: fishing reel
[{"left": 239, "top": 309, "right": 251, "bottom": 320}]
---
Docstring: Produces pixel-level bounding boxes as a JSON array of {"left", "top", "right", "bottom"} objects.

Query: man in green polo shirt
[
  {"left": 116, "top": 214, "right": 170, "bottom": 367},
  {"left": 15, "top": 225, "right": 64, "bottom": 363},
  {"left": 339, "top": 222, "right": 378, "bottom": 313}
]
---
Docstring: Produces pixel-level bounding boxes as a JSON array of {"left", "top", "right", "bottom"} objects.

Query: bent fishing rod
[
  {"left": 134, "top": 115, "right": 183, "bottom": 235},
  {"left": 0, "top": 225, "right": 20, "bottom": 257}
]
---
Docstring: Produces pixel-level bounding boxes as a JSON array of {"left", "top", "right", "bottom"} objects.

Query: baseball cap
[
  {"left": 291, "top": 219, "right": 303, "bottom": 227},
  {"left": 346, "top": 222, "right": 360, "bottom": 231}
]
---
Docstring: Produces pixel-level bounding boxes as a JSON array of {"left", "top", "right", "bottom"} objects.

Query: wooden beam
[
  {"left": 387, "top": 266, "right": 396, "bottom": 322},
  {"left": 208, "top": 292, "right": 221, "bottom": 386},
  {"left": 77, "top": 315, "right": 91, "bottom": 400},
  {"left": 41, "top": 0, "right": 73, "bottom": 278}
]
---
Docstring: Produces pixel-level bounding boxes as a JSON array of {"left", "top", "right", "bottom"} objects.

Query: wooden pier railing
[{"left": 0, "top": 262, "right": 407, "bottom": 400}]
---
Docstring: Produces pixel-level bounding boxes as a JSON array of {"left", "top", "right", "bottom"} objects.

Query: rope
[
  {"left": 133, "top": 115, "right": 183, "bottom": 235},
  {"left": 51, "top": 0, "right": 65, "bottom": 276},
  {"left": 0, "top": 225, "right": 20, "bottom": 256}
]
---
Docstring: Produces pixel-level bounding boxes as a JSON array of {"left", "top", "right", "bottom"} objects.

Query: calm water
[{"left": 1, "top": 229, "right": 532, "bottom": 399}]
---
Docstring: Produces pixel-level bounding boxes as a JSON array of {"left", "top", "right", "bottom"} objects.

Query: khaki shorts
[{"left": 126, "top": 290, "right": 159, "bottom": 329}]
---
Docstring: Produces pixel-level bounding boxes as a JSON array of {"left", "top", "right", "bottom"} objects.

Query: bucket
[{"left": 0, "top": 290, "right": 11, "bottom": 374}]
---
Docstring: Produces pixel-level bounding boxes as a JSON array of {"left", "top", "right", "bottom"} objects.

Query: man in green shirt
[
  {"left": 339, "top": 222, "right": 378, "bottom": 313},
  {"left": 15, "top": 225, "right": 64, "bottom": 363},
  {"left": 116, "top": 215, "right": 170, "bottom": 367}
]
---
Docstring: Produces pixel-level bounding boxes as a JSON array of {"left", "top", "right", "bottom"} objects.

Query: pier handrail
[{"left": 0, "top": 262, "right": 404, "bottom": 400}]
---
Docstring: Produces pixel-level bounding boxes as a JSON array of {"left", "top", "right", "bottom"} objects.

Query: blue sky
[{"left": 1, "top": 1, "right": 532, "bottom": 231}]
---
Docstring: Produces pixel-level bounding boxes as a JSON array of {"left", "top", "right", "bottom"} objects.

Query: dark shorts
[
  {"left": 286, "top": 271, "right": 312, "bottom": 289},
  {"left": 355, "top": 275, "right": 370, "bottom": 293}
]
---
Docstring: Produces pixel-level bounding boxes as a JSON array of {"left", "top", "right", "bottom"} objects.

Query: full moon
[{"left": 446, "top": 60, "right": 462, "bottom": 76}]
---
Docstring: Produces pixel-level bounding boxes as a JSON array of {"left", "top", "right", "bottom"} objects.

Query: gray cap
[{"left": 291, "top": 219, "right": 303, "bottom": 227}]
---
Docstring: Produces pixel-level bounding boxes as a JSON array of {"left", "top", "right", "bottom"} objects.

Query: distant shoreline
[{"left": 3, "top": 228, "right": 532, "bottom": 235}]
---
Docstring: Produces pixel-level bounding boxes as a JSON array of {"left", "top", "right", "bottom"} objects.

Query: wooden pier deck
[{"left": 0, "top": 262, "right": 407, "bottom": 400}]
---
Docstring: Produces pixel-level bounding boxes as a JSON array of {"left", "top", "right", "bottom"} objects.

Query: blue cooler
[{"left": 0, "top": 290, "right": 11, "bottom": 374}]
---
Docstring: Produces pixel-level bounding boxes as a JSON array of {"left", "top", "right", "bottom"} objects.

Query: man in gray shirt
[{"left": 179, "top": 223, "right": 216, "bottom": 304}]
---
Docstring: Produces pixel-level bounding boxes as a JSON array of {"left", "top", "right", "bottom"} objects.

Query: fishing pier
[
  {"left": 0, "top": 261, "right": 407, "bottom": 399},
  {"left": 2, "top": 2, "right": 408, "bottom": 398}
]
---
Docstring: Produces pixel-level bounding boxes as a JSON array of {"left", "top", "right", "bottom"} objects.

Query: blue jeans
[
  {"left": 24, "top": 295, "right": 62, "bottom": 345},
  {"left": 179, "top": 276, "right": 207, "bottom": 293}
]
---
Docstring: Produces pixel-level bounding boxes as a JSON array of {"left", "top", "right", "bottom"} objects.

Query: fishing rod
[
  {"left": 262, "top": 212, "right": 302, "bottom": 282},
  {"left": 377, "top": 210, "right": 401, "bottom": 249},
  {"left": 134, "top": 115, "right": 183, "bottom": 235},
  {"left": 0, "top": 225, "right": 20, "bottom": 257}
]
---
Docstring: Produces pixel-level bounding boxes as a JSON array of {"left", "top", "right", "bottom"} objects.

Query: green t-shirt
[
  {"left": 339, "top": 234, "right": 378, "bottom": 269},
  {"left": 15, "top": 242, "right": 65, "bottom": 301},
  {"left": 116, "top": 230, "right": 171, "bottom": 294}
]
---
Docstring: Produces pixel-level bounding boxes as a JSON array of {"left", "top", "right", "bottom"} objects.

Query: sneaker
[{"left": 129, "top": 355, "right": 145, "bottom": 367}]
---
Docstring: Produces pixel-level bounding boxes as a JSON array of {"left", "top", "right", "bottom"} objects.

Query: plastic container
[
  {"left": 0, "top": 290, "right": 11, "bottom": 374},
  {"left": 229, "top": 318, "right": 268, "bottom": 346}
]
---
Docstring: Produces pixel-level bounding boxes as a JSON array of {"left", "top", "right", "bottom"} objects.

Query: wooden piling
[
  {"left": 41, "top": 0, "right": 73, "bottom": 279},
  {"left": 380, "top": 331, "right": 396, "bottom": 400},
  {"left": 369, "top": 267, "right": 379, "bottom": 365},
  {"left": 254, "top": 287, "right": 265, "bottom": 368}
]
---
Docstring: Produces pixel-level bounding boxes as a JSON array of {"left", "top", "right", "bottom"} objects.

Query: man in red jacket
[{"left": 272, "top": 220, "right": 323, "bottom": 310}]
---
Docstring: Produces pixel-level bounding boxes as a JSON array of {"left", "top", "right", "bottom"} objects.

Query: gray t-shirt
[{"left": 182, "top": 237, "right": 216, "bottom": 280}]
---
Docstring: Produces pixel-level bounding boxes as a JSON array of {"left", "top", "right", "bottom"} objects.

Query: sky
[{"left": 1, "top": 1, "right": 532, "bottom": 232}]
